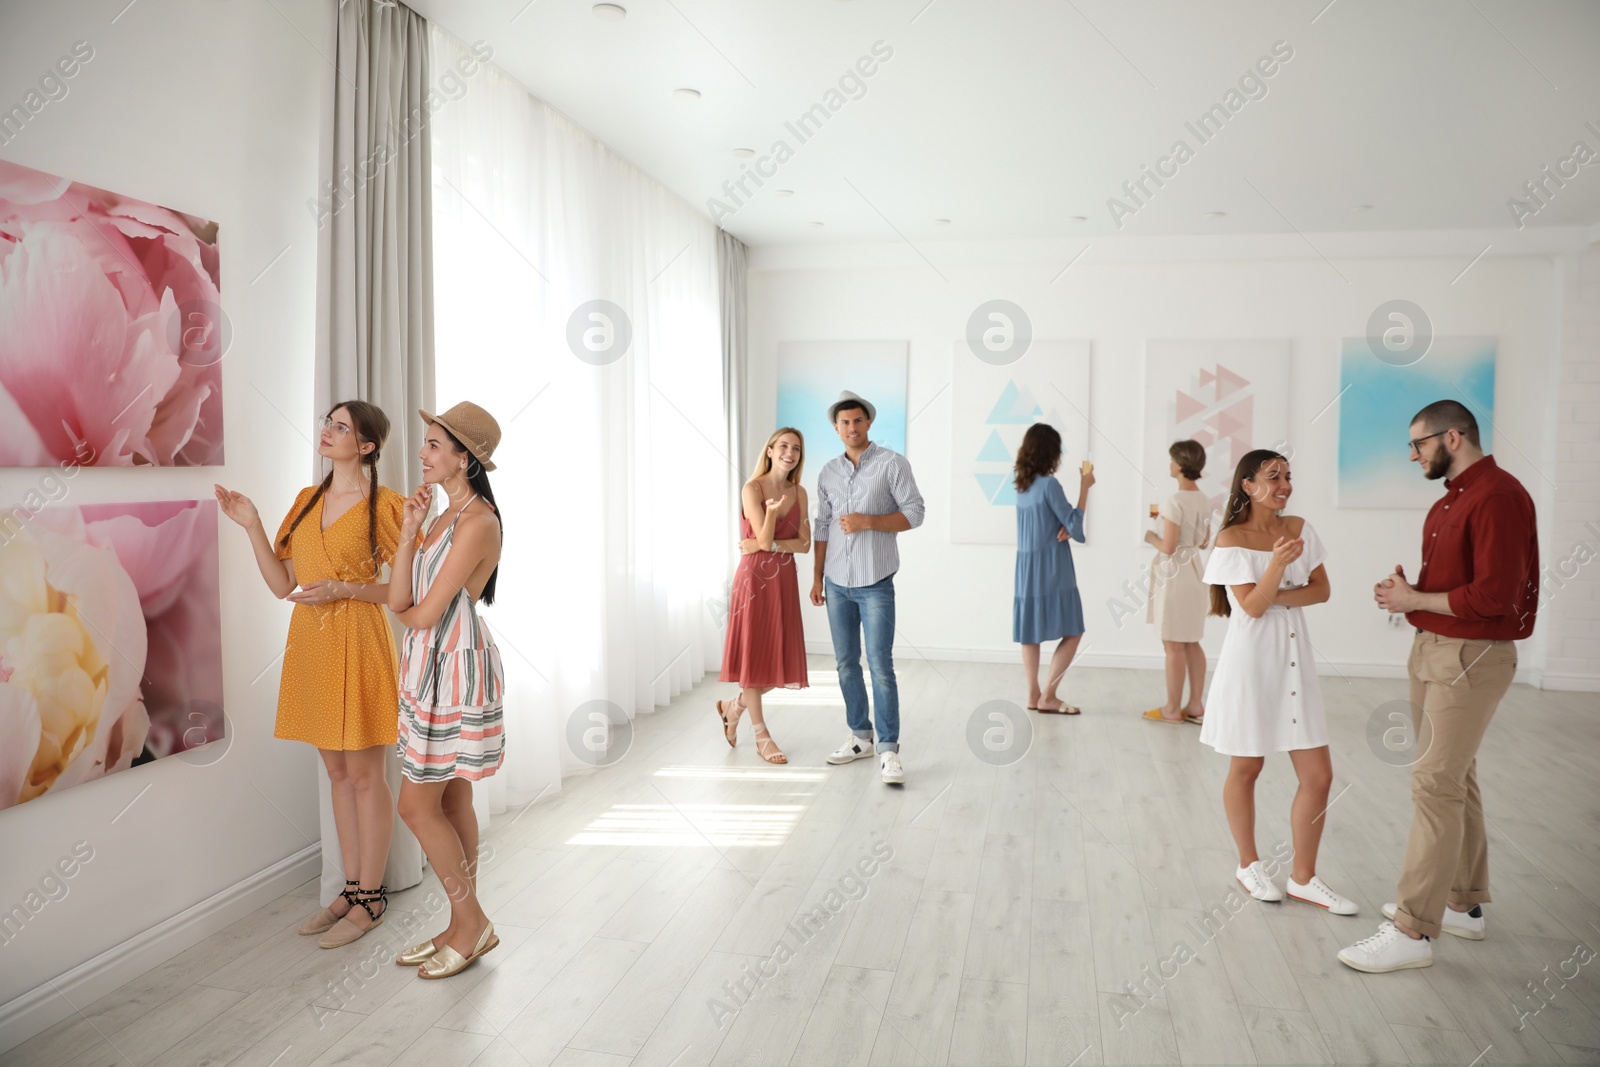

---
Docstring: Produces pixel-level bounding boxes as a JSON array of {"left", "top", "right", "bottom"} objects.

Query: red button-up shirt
[{"left": 1408, "top": 455, "right": 1539, "bottom": 641}]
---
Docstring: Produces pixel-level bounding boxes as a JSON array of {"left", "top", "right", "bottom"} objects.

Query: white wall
[
  {"left": 747, "top": 229, "right": 1598, "bottom": 689},
  {"left": 0, "top": 0, "right": 331, "bottom": 1042},
  {"left": 1544, "top": 250, "right": 1600, "bottom": 688}
]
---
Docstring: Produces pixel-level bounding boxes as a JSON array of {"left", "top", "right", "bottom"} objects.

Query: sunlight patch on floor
[
  {"left": 654, "top": 764, "right": 827, "bottom": 781},
  {"left": 567, "top": 802, "right": 802, "bottom": 846}
]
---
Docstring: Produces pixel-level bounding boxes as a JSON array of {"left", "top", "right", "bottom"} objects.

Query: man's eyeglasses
[
  {"left": 321, "top": 417, "right": 353, "bottom": 437},
  {"left": 1408, "top": 430, "right": 1447, "bottom": 455}
]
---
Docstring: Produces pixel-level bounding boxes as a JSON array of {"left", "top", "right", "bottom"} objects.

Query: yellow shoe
[
  {"left": 418, "top": 922, "right": 499, "bottom": 979},
  {"left": 395, "top": 939, "right": 439, "bottom": 966}
]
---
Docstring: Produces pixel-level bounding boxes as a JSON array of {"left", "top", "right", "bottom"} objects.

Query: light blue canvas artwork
[
  {"left": 1337, "top": 336, "right": 1495, "bottom": 509},
  {"left": 774, "top": 341, "right": 908, "bottom": 484}
]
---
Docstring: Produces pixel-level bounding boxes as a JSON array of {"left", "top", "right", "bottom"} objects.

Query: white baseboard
[
  {"left": 802, "top": 642, "right": 1589, "bottom": 691},
  {"left": 0, "top": 844, "right": 320, "bottom": 1055},
  {"left": 1538, "top": 672, "right": 1600, "bottom": 692}
]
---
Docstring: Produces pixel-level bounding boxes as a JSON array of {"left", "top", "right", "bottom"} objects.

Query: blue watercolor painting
[
  {"left": 1337, "top": 336, "right": 1495, "bottom": 509},
  {"left": 775, "top": 342, "right": 907, "bottom": 482}
]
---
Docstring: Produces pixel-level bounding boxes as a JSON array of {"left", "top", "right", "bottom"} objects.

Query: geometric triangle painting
[
  {"left": 974, "top": 471, "right": 1010, "bottom": 503},
  {"left": 986, "top": 380, "right": 1043, "bottom": 425},
  {"left": 952, "top": 340, "right": 1092, "bottom": 544},
  {"left": 1142, "top": 341, "right": 1291, "bottom": 530},
  {"left": 976, "top": 429, "right": 1012, "bottom": 463}
]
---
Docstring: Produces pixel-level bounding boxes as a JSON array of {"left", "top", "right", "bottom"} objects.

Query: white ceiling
[{"left": 407, "top": 0, "right": 1600, "bottom": 247}]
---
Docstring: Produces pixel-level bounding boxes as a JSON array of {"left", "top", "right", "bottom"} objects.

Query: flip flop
[
  {"left": 1183, "top": 712, "right": 1204, "bottom": 725},
  {"left": 1143, "top": 708, "right": 1185, "bottom": 724},
  {"left": 1040, "top": 704, "right": 1081, "bottom": 715}
]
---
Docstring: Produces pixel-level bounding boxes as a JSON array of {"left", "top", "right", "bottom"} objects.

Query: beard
[{"left": 1423, "top": 450, "right": 1450, "bottom": 480}]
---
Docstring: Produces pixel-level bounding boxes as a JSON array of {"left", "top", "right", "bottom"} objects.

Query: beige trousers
[{"left": 1394, "top": 631, "right": 1517, "bottom": 939}]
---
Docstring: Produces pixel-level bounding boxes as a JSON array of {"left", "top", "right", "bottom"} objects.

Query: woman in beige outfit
[{"left": 1144, "top": 440, "right": 1212, "bottom": 724}]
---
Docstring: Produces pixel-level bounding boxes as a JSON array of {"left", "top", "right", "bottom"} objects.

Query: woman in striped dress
[{"left": 388, "top": 402, "right": 506, "bottom": 980}]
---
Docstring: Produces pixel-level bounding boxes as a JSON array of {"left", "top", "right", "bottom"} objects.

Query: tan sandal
[
  {"left": 751, "top": 721, "right": 787, "bottom": 764},
  {"left": 298, "top": 880, "right": 357, "bottom": 935},
  {"left": 319, "top": 886, "right": 386, "bottom": 949},
  {"left": 716, "top": 698, "right": 744, "bottom": 746}
]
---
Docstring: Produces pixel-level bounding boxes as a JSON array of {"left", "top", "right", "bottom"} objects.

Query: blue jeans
[{"left": 824, "top": 575, "right": 899, "bottom": 753}]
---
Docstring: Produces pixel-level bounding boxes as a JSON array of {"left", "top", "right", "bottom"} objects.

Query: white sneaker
[
  {"left": 1236, "top": 861, "right": 1285, "bottom": 902},
  {"left": 880, "top": 752, "right": 905, "bottom": 784},
  {"left": 1287, "top": 875, "right": 1359, "bottom": 915},
  {"left": 827, "top": 735, "right": 875, "bottom": 765},
  {"left": 1338, "top": 921, "right": 1433, "bottom": 973},
  {"left": 1382, "top": 902, "right": 1485, "bottom": 940}
]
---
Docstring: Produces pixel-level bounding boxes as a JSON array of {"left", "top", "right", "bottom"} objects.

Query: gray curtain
[
  {"left": 718, "top": 229, "right": 748, "bottom": 494},
  {"left": 311, "top": 0, "right": 436, "bottom": 898}
]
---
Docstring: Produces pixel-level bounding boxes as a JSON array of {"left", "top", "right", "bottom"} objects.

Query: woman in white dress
[
  {"left": 1201, "top": 449, "right": 1357, "bottom": 915},
  {"left": 1143, "top": 439, "right": 1212, "bottom": 724}
]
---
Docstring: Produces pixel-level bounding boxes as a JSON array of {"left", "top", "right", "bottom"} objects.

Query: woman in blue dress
[{"left": 1013, "top": 424, "right": 1094, "bottom": 713}]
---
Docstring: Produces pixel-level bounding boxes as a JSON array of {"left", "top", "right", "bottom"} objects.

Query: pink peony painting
[
  {"left": 0, "top": 158, "right": 225, "bottom": 467},
  {"left": 0, "top": 500, "right": 223, "bottom": 810}
]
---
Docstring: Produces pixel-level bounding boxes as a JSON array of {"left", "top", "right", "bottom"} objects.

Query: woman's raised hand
[
  {"left": 401, "top": 484, "right": 431, "bottom": 539},
  {"left": 213, "top": 485, "right": 258, "bottom": 528},
  {"left": 1270, "top": 536, "right": 1305, "bottom": 567}
]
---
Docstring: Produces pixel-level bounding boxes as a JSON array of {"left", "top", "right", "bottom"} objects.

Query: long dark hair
[
  {"left": 278, "top": 400, "right": 391, "bottom": 578},
  {"left": 1208, "top": 448, "right": 1287, "bottom": 619},
  {"left": 440, "top": 425, "right": 502, "bottom": 605},
  {"left": 1013, "top": 423, "right": 1062, "bottom": 493}
]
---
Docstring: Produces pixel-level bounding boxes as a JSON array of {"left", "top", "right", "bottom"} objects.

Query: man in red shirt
[{"left": 1338, "top": 400, "right": 1539, "bottom": 974}]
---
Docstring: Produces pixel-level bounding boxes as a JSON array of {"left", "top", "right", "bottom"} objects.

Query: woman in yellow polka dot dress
[{"left": 213, "top": 400, "right": 404, "bottom": 949}]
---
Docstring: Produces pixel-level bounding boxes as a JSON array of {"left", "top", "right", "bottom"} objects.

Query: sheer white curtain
[{"left": 428, "top": 26, "right": 730, "bottom": 820}]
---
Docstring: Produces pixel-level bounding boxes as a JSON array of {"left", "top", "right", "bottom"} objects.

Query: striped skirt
[{"left": 397, "top": 688, "right": 505, "bottom": 783}]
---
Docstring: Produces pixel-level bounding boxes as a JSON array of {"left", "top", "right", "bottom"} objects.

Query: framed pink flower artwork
[
  {"left": 0, "top": 500, "right": 224, "bottom": 810},
  {"left": 0, "top": 158, "right": 225, "bottom": 467}
]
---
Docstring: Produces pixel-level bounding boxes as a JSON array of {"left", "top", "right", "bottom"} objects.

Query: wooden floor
[{"left": 7, "top": 658, "right": 1600, "bottom": 1067}]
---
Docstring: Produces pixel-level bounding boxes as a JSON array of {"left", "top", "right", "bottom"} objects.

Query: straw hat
[{"left": 418, "top": 401, "right": 501, "bottom": 472}]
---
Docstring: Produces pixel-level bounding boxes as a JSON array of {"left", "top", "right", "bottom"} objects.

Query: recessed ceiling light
[
  {"left": 933, "top": 218, "right": 951, "bottom": 226},
  {"left": 673, "top": 88, "right": 700, "bottom": 102},
  {"left": 1068, "top": 215, "right": 1088, "bottom": 222},
  {"left": 808, "top": 221, "right": 825, "bottom": 227},
  {"left": 1204, "top": 211, "right": 1227, "bottom": 219},
  {"left": 731, "top": 147, "right": 755, "bottom": 158},
  {"left": 773, "top": 189, "right": 794, "bottom": 197},
  {"left": 592, "top": 3, "right": 626, "bottom": 21}
]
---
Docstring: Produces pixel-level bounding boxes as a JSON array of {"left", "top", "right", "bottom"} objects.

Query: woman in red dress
[{"left": 717, "top": 428, "right": 811, "bottom": 763}]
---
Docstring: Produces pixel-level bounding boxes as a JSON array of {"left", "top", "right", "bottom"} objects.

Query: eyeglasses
[
  {"left": 1407, "top": 430, "right": 1448, "bottom": 455},
  {"left": 321, "top": 417, "right": 353, "bottom": 437}
]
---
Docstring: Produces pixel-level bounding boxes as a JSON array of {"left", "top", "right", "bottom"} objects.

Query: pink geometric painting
[
  {"left": 1142, "top": 340, "right": 1290, "bottom": 529},
  {"left": 0, "top": 158, "right": 225, "bottom": 467}
]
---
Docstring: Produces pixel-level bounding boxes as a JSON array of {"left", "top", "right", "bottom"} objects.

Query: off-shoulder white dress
[{"left": 1199, "top": 521, "right": 1328, "bottom": 757}]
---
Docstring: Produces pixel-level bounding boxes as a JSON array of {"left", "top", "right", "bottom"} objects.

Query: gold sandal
[
  {"left": 751, "top": 721, "right": 786, "bottom": 764},
  {"left": 395, "top": 938, "right": 439, "bottom": 966},
  {"left": 418, "top": 922, "right": 499, "bottom": 979}
]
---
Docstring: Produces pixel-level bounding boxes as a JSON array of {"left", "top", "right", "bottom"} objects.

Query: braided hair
[{"left": 277, "top": 400, "right": 393, "bottom": 577}]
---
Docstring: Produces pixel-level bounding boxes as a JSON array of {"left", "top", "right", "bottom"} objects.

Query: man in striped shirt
[{"left": 812, "top": 391, "right": 926, "bottom": 784}]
